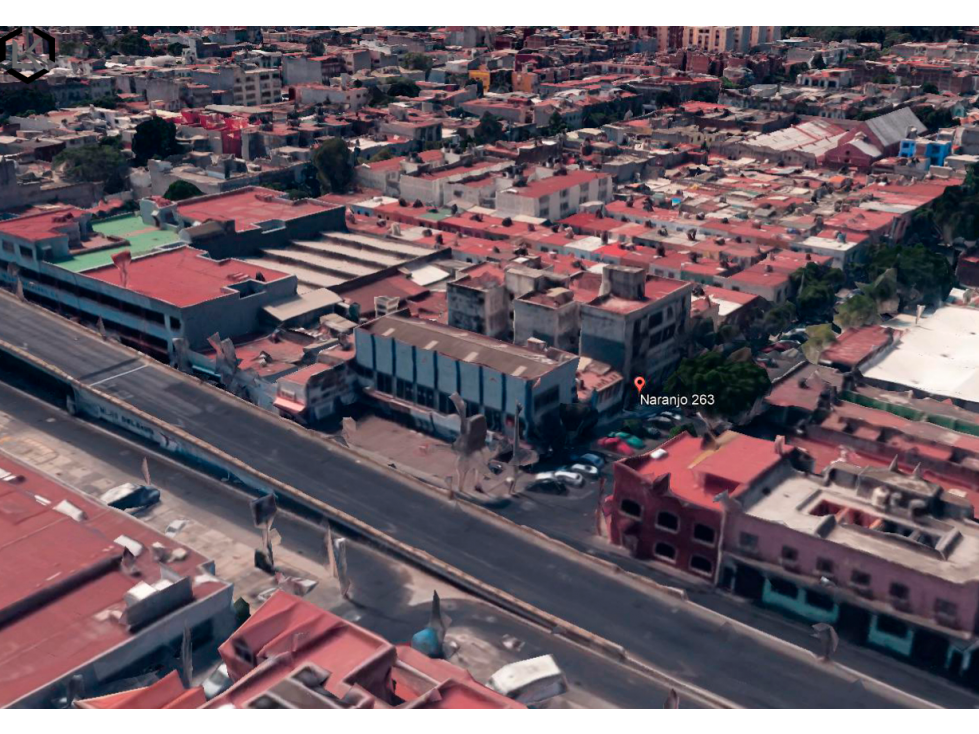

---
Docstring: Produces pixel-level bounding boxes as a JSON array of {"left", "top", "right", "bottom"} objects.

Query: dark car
[
  {"left": 526, "top": 479, "right": 568, "bottom": 495},
  {"left": 100, "top": 482, "right": 161, "bottom": 512}
]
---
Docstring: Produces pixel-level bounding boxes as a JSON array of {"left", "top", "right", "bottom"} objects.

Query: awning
[{"left": 273, "top": 396, "right": 307, "bottom": 414}]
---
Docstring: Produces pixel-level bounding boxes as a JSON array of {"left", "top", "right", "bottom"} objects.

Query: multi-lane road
[{"left": 0, "top": 293, "right": 974, "bottom": 708}]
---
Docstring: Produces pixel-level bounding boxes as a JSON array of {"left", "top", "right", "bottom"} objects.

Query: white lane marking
[{"left": 88, "top": 364, "right": 149, "bottom": 387}]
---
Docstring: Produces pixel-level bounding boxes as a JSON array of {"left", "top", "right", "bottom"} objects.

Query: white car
[
  {"left": 534, "top": 471, "right": 556, "bottom": 482},
  {"left": 570, "top": 463, "right": 599, "bottom": 478},
  {"left": 203, "top": 663, "right": 232, "bottom": 700},
  {"left": 553, "top": 470, "right": 584, "bottom": 487}
]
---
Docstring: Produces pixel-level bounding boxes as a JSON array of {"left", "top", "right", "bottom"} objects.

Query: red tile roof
[
  {"left": 0, "top": 206, "right": 87, "bottom": 242},
  {"left": 820, "top": 325, "right": 894, "bottom": 368},
  {"left": 623, "top": 431, "right": 784, "bottom": 508},
  {"left": 85, "top": 246, "right": 291, "bottom": 308},
  {"left": 175, "top": 187, "right": 334, "bottom": 233},
  {"left": 208, "top": 591, "right": 522, "bottom": 709},
  {"left": 0, "top": 455, "right": 225, "bottom": 707}
]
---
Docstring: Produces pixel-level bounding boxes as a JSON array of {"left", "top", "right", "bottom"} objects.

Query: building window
[
  {"left": 692, "top": 523, "right": 715, "bottom": 545},
  {"left": 781, "top": 546, "right": 798, "bottom": 563},
  {"left": 376, "top": 373, "right": 393, "bottom": 394},
  {"left": 850, "top": 570, "right": 871, "bottom": 587},
  {"left": 690, "top": 555, "right": 713, "bottom": 576},
  {"left": 889, "top": 583, "right": 909, "bottom": 600},
  {"left": 769, "top": 577, "right": 798, "bottom": 598},
  {"left": 936, "top": 599, "right": 958, "bottom": 617},
  {"left": 620, "top": 499, "right": 642, "bottom": 519},
  {"left": 805, "top": 589, "right": 835, "bottom": 612},
  {"left": 815, "top": 557, "right": 834, "bottom": 575},
  {"left": 396, "top": 379, "right": 414, "bottom": 402},
  {"left": 656, "top": 511, "right": 679, "bottom": 532},
  {"left": 739, "top": 532, "right": 758, "bottom": 551},
  {"left": 653, "top": 542, "right": 676, "bottom": 562},
  {"left": 876, "top": 614, "right": 908, "bottom": 638},
  {"left": 416, "top": 385, "right": 435, "bottom": 409}
]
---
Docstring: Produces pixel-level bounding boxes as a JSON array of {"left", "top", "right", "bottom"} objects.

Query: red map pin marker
[{"left": 634, "top": 376, "right": 646, "bottom": 393}]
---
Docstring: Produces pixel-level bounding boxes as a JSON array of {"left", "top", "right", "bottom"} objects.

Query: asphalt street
[
  {"left": 0, "top": 294, "right": 971, "bottom": 708},
  {"left": 0, "top": 382, "right": 690, "bottom": 708}
]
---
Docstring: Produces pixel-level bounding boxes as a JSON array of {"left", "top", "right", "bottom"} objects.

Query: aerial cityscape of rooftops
[{"left": 4, "top": 23, "right": 979, "bottom": 712}]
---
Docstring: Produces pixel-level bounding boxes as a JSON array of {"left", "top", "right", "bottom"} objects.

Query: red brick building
[{"left": 603, "top": 431, "right": 792, "bottom": 580}]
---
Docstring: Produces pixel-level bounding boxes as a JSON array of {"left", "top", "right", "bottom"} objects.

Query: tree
[
  {"left": 691, "top": 87, "right": 720, "bottom": 104},
  {"left": 368, "top": 147, "right": 396, "bottom": 163},
  {"left": 307, "top": 38, "right": 325, "bottom": 56},
  {"left": 655, "top": 90, "right": 680, "bottom": 109},
  {"left": 312, "top": 138, "right": 354, "bottom": 194},
  {"left": 664, "top": 352, "right": 771, "bottom": 420},
  {"left": 0, "top": 87, "right": 56, "bottom": 119},
  {"left": 474, "top": 113, "right": 504, "bottom": 145},
  {"left": 387, "top": 78, "right": 420, "bottom": 98},
  {"left": 54, "top": 143, "right": 129, "bottom": 194},
  {"left": 811, "top": 53, "right": 826, "bottom": 70},
  {"left": 790, "top": 263, "right": 845, "bottom": 322},
  {"left": 668, "top": 423, "right": 697, "bottom": 439},
  {"left": 132, "top": 116, "right": 183, "bottom": 166},
  {"left": 800, "top": 324, "right": 838, "bottom": 365},
  {"left": 906, "top": 164, "right": 979, "bottom": 245},
  {"left": 762, "top": 302, "right": 798, "bottom": 337},
  {"left": 921, "top": 82, "right": 940, "bottom": 95},
  {"left": 865, "top": 243, "right": 954, "bottom": 307},
  {"left": 920, "top": 106, "right": 957, "bottom": 132},
  {"left": 166, "top": 42, "right": 185, "bottom": 57},
  {"left": 858, "top": 267, "right": 901, "bottom": 314},
  {"left": 112, "top": 32, "right": 151, "bottom": 57},
  {"left": 163, "top": 180, "right": 203, "bottom": 201},
  {"left": 544, "top": 111, "right": 567, "bottom": 136},
  {"left": 834, "top": 294, "right": 881, "bottom": 329},
  {"left": 402, "top": 52, "right": 434, "bottom": 73}
]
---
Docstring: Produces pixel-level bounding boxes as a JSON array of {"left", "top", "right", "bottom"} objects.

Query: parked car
[
  {"left": 100, "top": 482, "right": 161, "bottom": 513},
  {"left": 781, "top": 333, "right": 807, "bottom": 344},
  {"left": 488, "top": 460, "right": 505, "bottom": 475},
  {"left": 203, "top": 663, "right": 233, "bottom": 700},
  {"left": 650, "top": 414, "right": 676, "bottom": 429},
  {"left": 613, "top": 432, "right": 646, "bottom": 444},
  {"left": 526, "top": 479, "right": 567, "bottom": 495},
  {"left": 597, "top": 437, "right": 634, "bottom": 455},
  {"left": 569, "top": 463, "right": 599, "bottom": 477},
  {"left": 553, "top": 470, "right": 584, "bottom": 487},
  {"left": 571, "top": 452, "right": 606, "bottom": 468},
  {"left": 534, "top": 471, "right": 556, "bottom": 482}
]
